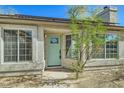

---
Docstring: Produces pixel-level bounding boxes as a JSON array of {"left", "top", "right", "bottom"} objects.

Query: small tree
[{"left": 68, "top": 6, "right": 107, "bottom": 79}]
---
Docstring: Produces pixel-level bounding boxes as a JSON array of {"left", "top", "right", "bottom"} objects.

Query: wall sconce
[{"left": 44, "top": 34, "right": 47, "bottom": 38}]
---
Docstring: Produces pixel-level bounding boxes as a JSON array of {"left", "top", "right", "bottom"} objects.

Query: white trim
[
  {"left": 64, "top": 33, "right": 119, "bottom": 60},
  {"left": 90, "top": 58, "right": 119, "bottom": 61},
  {"left": 105, "top": 40, "right": 106, "bottom": 59},
  {"left": 1, "top": 27, "right": 4, "bottom": 64},
  {"left": 0, "top": 24, "right": 37, "bottom": 31},
  {"left": 1, "top": 61, "right": 32, "bottom": 65},
  {"left": 2, "top": 27, "right": 34, "bottom": 64},
  {"left": 17, "top": 30, "right": 19, "bottom": 62}
]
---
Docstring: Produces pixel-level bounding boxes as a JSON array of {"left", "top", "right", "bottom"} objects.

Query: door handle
[{"left": 59, "top": 50, "right": 61, "bottom": 59}]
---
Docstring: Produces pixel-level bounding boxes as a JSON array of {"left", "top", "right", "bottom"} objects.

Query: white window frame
[
  {"left": 65, "top": 33, "right": 119, "bottom": 60},
  {"left": 65, "top": 34, "right": 78, "bottom": 59},
  {"left": 91, "top": 43, "right": 119, "bottom": 61},
  {"left": 2, "top": 28, "right": 33, "bottom": 64},
  {"left": 91, "top": 33, "right": 119, "bottom": 60}
]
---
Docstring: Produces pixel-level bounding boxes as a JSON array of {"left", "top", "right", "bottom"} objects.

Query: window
[
  {"left": 50, "top": 37, "right": 58, "bottom": 44},
  {"left": 4, "top": 29, "right": 32, "bottom": 62},
  {"left": 65, "top": 35, "right": 77, "bottom": 59},
  {"left": 92, "top": 45, "right": 105, "bottom": 58},
  {"left": 92, "top": 34, "right": 105, "bottom": 58},
  {"left": 66, "top": 33, "right": 118, "bottom": 59},
  {"left": 106, "top": 34, "right": 118, "bottom": 58},
  {"left": 4, "top": 30, "right": 18, "bottom": 62},
  {"left": 92, "top": 33, "right": 118, "bottom": 59}
]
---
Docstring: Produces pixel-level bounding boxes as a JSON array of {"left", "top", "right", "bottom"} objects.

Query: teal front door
[{"left": 47, "top": 35, "right": 61, "bottom": 66}]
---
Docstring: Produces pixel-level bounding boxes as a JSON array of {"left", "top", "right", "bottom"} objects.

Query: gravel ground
[{"left": 0, "top": 68, "right": 124, "bottom": 88}]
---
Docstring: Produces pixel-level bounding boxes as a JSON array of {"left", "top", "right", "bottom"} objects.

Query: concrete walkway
[
  {"left": 41, "top": 68, "right": 74, "bottom": 87},
  {"left": 43, "top": 68, "right": 73, "bottom": 80}
]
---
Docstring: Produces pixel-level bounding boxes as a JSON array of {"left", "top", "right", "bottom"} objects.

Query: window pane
[
  {"left": 66, "top": 35, "right": 71, "bottom": 57},
  {"left": 19, "top": 56, "right": 25, "bottom": 61},
  {"left": 12, "top": 37, "right": 17, "bottom": 42},
  {"left": 26, "top": 49, "right": 32, "bottom": 55},
  {"left": 12, "top": 56, "right": 17, "bottom": 61},
  {"left": 26, "top": 43, "right": 32, "bottom": 49},
  {"left": 19, "top": 49, "right": 25, "bottom": 55},
  {"left": 4, "top": 49, "right": 11, "bottom": 56},
  {"left": 4, "top": 37, "right": 12, "bottom": 42},
  {"left": 12, "top": 49, "right": 17, "bottom": 56},
  {"left": 26, "top": 56, "right": 32, "bottom": 61},
  {"left": 4, "top": 30, "right": 11, "bottom": 37},
  {"left": 105, "top": 33, "right": 118, "bottom": 58},
  {"left": 92, "top": 33, "right": 118, "bottom": 59},
  {"left": 25, "top": 31, "right": 32, "bottom": 37},
  {"left": 19, "top": 36, "right": 25, "bottom": 42},
  {"left": 106, "top": 41, "right": 118, "bottom": 58},
  {"left": 92, "top": 34, "right": 105, "bottom": 59},
  {"left": 4, "top": 56, "right": 11, "bottom": 62},
  {"left": 65, "top": 35, "right": 77, "bottom": 59},
  {"left": 19, "top": 30, "right": 32, "bottom": 61},
  {"left": 19, "top": 30, "right": 26, "bottom": 36},
  {"left": 92, "top": 45, "right": 105, "bottom": 58},
  {"left": 4, "top": 30, "right": 32, "bottom": 62},
  {"left": 4, "top": 30, "right": 18, "bottom": 62},
  {"left": 106, "top": 34, "right": 118, "bottom": 41},
  {"left": 4, "top": 42, "right": 11, "bottom": 48},
  {"left": 11, "top": 30, "right": 18, "bottom": 37},
  {"left": 12, "top": 42, "right": 17, "bottom": 49},
  {"left": 26, "top": 37, "right": 32, "bottom": 42},
  {"left": 19, "top": 43, "right": 25, "bottom": 48}
]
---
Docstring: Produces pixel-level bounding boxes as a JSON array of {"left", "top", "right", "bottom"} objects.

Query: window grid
[
  {"left": 106, "top": 41, "right": 118, "bottom": 58},
  {"left": 65, "top": 34, "right": 118, "bottom": 59},
  {"left": 4, "top": 29, "right": 32, "bottom": 62},
  {"left": 19, "top": 30, "right": 32, "bottom": 61},
  {"left": 4, "top": 30, "right": 18, "bottom": 62},
  {"left": 92, "top": 34, "right": 118, "bottom": 59},
  {"left": 92, "top": 45, "right": 105, "bottom": 58}
]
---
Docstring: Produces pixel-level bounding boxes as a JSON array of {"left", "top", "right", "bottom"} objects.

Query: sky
[{"left": 0, "top": 5, "right": 124, "bottom": 26}]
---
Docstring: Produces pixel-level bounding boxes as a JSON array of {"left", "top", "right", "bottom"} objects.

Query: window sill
[
  {"left": 1, "top": 61, "right": 32, "bottom": 65},
  {"left": 65, "top": 57, "right": 77, "bottom": 60},
  {"left": 90, "top": 58, "right": 119, "bottom": 61}
]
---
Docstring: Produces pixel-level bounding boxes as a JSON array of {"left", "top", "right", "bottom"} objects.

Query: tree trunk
[{"left": 75, "top": 71, "right": 79, "bottom": 79}]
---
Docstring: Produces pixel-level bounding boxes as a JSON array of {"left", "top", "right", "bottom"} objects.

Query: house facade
[{"left": 0, "top": 6, "right": 124, "bottom": 76}]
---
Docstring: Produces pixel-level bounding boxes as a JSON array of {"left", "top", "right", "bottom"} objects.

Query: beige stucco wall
[
  {"left": 0, "top": 24, "right": 45, "bottom": 76},
  {"left": 43, "top": 25, "right": 124, "bottom": 69},
  {"left": 61, "top": 30, "right": 124, "bottom": 69},
  {"left": 0, "top": 17, "right": 124, "bottom": 74},
  {"left": 40, "top": 20, "right": 124, "bottom": 69}
]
